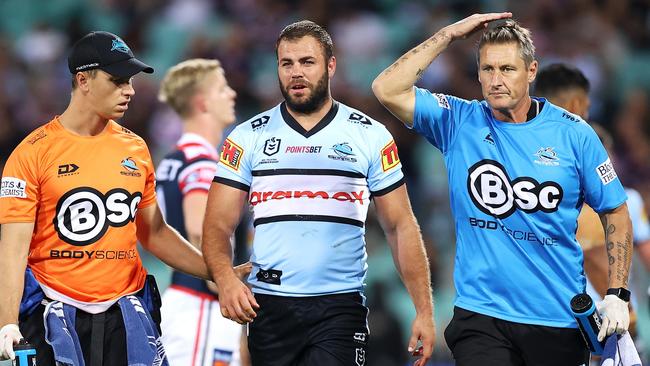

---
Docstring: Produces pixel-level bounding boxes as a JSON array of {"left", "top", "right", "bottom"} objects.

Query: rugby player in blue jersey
[
  {"left": 373, "top": 13, "right": 633, "bottom": 365},
  {"left": 202, "top": 21, "right": 435, "bottom": 366}
]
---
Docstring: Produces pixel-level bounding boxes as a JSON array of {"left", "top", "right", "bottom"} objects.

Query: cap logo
[{"left": 111, "top": 39, "right": 130, "bottom": 53}]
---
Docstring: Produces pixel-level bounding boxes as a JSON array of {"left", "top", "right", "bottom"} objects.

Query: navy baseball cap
[{"left": 68, "top": 31, "right": 154, "bottom": 78}]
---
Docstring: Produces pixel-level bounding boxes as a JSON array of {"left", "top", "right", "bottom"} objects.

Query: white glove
[
  {"left": 597, "top": 294, "right": 630, "bottom": 342},
  {"left": 0, "top": 324, "right": 23, "bottom": 360}
]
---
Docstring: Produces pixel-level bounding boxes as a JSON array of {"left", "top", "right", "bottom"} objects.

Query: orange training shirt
[{"left": 0, "top": 117, "right": 156, "bottom": 307}]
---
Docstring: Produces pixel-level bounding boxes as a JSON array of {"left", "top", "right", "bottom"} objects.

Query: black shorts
[
  {"left": 20, "top": 303, "right": 127, "bottom": 366},
  {"left": 444, "top": 307, "right": 590, "bottom": 366},
  {"left": 248, "top": 292, "right": 369, "bottom": 366}
]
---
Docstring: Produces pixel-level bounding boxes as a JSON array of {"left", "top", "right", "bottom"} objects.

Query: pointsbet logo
[
  {"left": 467, "top": 160, "right": 563, "bottom": 218},
  {"left": 53, "top": 187, "right": 142, "bottom": 246}
]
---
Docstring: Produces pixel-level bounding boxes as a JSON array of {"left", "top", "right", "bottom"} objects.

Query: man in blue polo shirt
[{"left": 373, "top": 13, "right": 633, "bottom": 365}]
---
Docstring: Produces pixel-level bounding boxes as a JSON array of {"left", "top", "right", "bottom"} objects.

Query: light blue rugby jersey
[
  {"left": 215, "top": 101, "right": 404, "bottom": 296},
  {"left": 413, "top": 88, "right": 627, "bottom": 328}
]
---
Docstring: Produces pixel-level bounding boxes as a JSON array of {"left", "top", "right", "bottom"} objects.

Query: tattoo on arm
[
  {"left": 381, "top": 31, "right": 449, "bottom": 77},
  {"left": 615, "top": 233, "right": 632, "bottom": 287},
  {"left": 605, "top": 222, "right": 615, "bottom": 278},
  {"left": 604, "top": 222, "right": 632, "bottom": 287}
]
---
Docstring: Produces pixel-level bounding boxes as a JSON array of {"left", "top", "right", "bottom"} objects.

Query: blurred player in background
[
  {"left": 202, "top": 20, "right": 435, "bottom": 366},
  {"left": 535, "top": 64, "right": 650, "bottom": 317},
  {"left": 535, "top": 63, "right": 609, "bottom": 298},
  {"left": 373, "top": 14, "right": 632, "bottom": 365},
  {"left": 0, "top": 31, "right": 212, "bottom": 365},
  {"left": 156, "top": 58, "right": 250, "bottom": 366},
  {"left": 535, "top": 64, "right": 650, "bottom": 363}
]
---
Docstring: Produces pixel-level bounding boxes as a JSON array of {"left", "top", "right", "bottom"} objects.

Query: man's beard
[{"left": 280, "top": 71, "right": 329, "bottom": 114}]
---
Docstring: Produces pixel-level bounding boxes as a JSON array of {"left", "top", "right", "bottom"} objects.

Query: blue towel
[
  {"left": 19, "top": 267, "right": 45, "bottom": 319},
  {"left": 43, "top": 301, "right": 85, "bottom": 366},
  {"left": 118, "top": 296, "right": 168, "bottom": 366},
  {"left": 600, "top": 332, "right": 642, "bottom": 366},
  {"left": 43, "top": 296, "right": 168, "bottom": 366}
]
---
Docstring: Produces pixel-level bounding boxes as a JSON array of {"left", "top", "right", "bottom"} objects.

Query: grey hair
[{"left": 477, "top": 19, "right": 536, "bottom": 66}]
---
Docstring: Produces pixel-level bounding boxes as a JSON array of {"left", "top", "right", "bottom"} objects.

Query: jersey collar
[
  {"left": 280, "top": 101, "right": 339, "bottom": 138},
  {"left": 177, "top": 132, "right": 218, "bottom": 158}
]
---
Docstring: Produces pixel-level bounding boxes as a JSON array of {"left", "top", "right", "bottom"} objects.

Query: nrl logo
[{"left": 263, "top": 137, "right": 281, "bottom": 156}]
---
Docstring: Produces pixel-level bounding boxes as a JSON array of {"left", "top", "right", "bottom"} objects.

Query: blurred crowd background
[{"left": 1, "top": 0, "right": 649, "bottom": 364}]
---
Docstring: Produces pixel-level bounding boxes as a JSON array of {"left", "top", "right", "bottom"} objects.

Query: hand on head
[{"left": 444, "top": 12, "right": 513, "bottom": 41}]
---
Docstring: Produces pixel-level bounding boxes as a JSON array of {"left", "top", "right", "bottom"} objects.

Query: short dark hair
[
  {"left": 534, "top": 63, "right": 590, "bottom": 98},
  {"left": 478, "top": 19, "right": 535, "bottom": 67},
  {"left": 276, "top": 20, "right": 334, "bottom": 60}
]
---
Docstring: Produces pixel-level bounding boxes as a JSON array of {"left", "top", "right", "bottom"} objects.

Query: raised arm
[
  {"left": 136, "top": 202, "right": 210, "bottom": 280},
  {"left": 373, "top": 184, "right": 434, "bottom": 365},
  {"left": 202, "top": 182, "right": 258, "bottom": 324},
  {"left": 597, "top": 203, "right": 633, "bottom": 340},
  {"left": 372, "top": 12, "right": 511, "bottom": 126},
  {"left": 0, "top": 222, "right": 34, "bottom": 360}
]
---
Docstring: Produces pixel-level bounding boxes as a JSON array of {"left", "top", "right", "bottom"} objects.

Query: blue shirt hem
[{"left": 455, "top": 300, "right": 578, "bottom": 329}]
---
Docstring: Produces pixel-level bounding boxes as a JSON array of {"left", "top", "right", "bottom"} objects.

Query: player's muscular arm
[
  {"left": 182, "top": 191, "right": 252, "bottom": 293},
  {"left": 0, "top": 223, "right": 33, "bottom": 327},
  {"left": 374, "top": 185, "right": 435, "bottom": 365},
  {"left": 202, "top": 183, "right": 258, "bottom": 324},
  {"left": 136, "top": 203, "right": 210, "bottom": 280},
  {"left": 372, "top": 12, "right": 511, "bottom": 126},
  {"left": 583, "top": 246, "right": 610, "bottom": 297},
  {"left": 599, "top": 203, "right": 633, "bottom": 289}
]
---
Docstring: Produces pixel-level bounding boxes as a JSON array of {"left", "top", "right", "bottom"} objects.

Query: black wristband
[{"left": 606, "top": 287, "right": 631, "bottom": 302}]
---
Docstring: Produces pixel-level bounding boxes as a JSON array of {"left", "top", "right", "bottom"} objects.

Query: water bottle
[
  {"left": 570, "top": 293, "right": 605, "bottom": 355},
  {"left": 12, "top": 339, "right": 36, "bottom": 366}
]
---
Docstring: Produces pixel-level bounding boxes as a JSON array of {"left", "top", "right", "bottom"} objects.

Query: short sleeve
[
  {"left": 138, "top": 144, "right": 157, "bottom": 209},
  {"left": 0, "top": 145, "right": 40, "bottom": 223},
  {"left": 214, "top": 126, "right": 253, "bottom": 192},
  {"left": 367, "top": 126, "right": 405, "bottom": 196},
  {"left": 412, "top": 87, "right": 473, "bottom": 153},
  {"left": 579, "top": 126, "right": 627, "bottom": 212}
]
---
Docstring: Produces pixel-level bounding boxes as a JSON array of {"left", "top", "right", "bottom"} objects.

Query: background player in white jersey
[
  {"left": 156, "top": 59, "right": 251, "bottom": 366},
  {"left": 373, "top": 14, "right": 633, "bottom": 365},
  {"left": 202, "top": 20, "right": 435, "bottom": 366}
]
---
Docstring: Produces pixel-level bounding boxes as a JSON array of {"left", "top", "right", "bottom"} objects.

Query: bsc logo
[
  {"left": 467, "top": 160, "right": 563, "bottom": 218},
  {"left": 53, "top": 187, "right": 142, "bottom": 246}
]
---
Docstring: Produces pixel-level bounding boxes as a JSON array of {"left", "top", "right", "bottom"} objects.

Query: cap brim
[{"left": 101, "top": 57, "right": 154, "bottom": 78}]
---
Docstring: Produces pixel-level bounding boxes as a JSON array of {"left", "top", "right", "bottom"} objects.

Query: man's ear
[
  {"left": 528, "top": 60, "right": 538, "bottom": 83},
  {"left": 193, "top": 93, "right": 208, "bottom": 114},
  {"left": 328, "top": 56, "right": 336, "bottom": 79},
  {"left": 76, "top": 72, "right": 90, "bottom": 92}
]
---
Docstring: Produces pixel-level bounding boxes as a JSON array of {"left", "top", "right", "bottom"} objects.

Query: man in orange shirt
[{"left": 0, "top": 31, "right": 219, "bottom": 365}]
